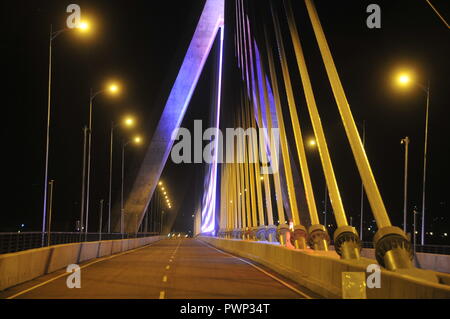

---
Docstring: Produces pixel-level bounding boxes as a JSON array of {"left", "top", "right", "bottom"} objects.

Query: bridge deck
[{"left": 1, "top": 239, "right": 318, "bottom": 299}]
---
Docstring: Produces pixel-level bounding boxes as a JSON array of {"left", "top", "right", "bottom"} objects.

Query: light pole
[
  {"left": 47, "top": 180, "right": 55, "bottom": 247},
  {"left": 395, "top": 72, "right": 430, "bottom": 245},
  {"left": 42, "top": 22, "right": 90, "bottom": 247},
  {"left": 80, "top": 126, "right": 87, "bottom": 241},
  {"left": 108, "top": 117, "right": 134, "bottom": 233},
  {"left": 413, "top": 206, "right": 418, "bottom": 257},
  {"left": 421, "top": 82, "right": 430, "bottom": 246},
  {"left": 401, "top": 136, "right": 410, "bottom": 233},
  {"left": 121, "top": 135, "right": 142, "bottom": 237},
  {"left": 84, "top": 83, "right": 120, "bottom": 241},
  {"left": 99, "top": 199, "right": 104, "bottom": 241}
]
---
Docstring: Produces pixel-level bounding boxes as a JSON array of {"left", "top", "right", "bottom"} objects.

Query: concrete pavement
[{"left": 0, "top": 238, "right": 319, "bottom": 299}]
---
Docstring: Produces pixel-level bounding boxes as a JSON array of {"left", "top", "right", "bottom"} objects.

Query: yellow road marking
[
  {"left": 162, "top": 275, "right": 168, "bottom": 282},
  {"left": 159, "top": 291, "right": 165, "bottom": 299}
]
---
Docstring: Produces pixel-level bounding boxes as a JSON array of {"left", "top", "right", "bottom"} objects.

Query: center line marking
[
  {"left": 165, "top": 265, "right": 170, "bottom": 270},
  {"left": 162, "top": 275, "right": 168, "bottom": 282},
  {"left": 159, "top": 291, "right": 165, "bottom": 299}
]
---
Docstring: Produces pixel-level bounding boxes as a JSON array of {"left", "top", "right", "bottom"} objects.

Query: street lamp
[
  {"left": 107, "top": 115, "right": 135, "bottom": 233},
  {"left": 401, "top": 136, "right": 410, "bottom": 234},
  {"left": 78, "top": 21, "right": 90, "bottom": 32},
  {"left": 394, "top": 70, "right": 430, "bottom": 245},
  {"left": 41, "top": 22, "right": 91, "bottom": 247},
  {"left": 83, "top": 82, "right": 121, "bottom": 240},
  {"left": 121, "top": 135, "right": 142, "bottom": 237}
]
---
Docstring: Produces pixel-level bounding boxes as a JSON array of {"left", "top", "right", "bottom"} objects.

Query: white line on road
[{"left": 197, "top": 239, "right": 313, "bottom": 299}]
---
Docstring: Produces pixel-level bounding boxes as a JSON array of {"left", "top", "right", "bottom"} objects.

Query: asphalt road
[{"left": 1, "top": 238, "right": 319, "bottom": 299}]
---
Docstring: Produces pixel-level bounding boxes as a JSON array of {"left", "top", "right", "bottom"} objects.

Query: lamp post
[
  {"left": 99, "top": 199, "right": 104, "bottom": 241},
  {"left": 413, "top": 206, "right": 418, "bottom": 258},
  {"left": 395, "top": 72, "right": 430, "bottom": 245},
  {"left": 401, "top": 136, "right": 410, "bottom": 233},
  {"left": 47, "top": 180, "right": 55, "bottom": 247},
  {"left": 421, "top": 83, "right": 430, "bottom": 246},
  {"left": 42, "top": 22, "right": 89, "bottom": 247},
  {"left": 121, "top": 135, "right": 142, "bottom": 237},
  {"left": 108, "top": 117, "right": 134, "bottom": 233},
  {"left": 84, "top": 83, "right": 120, "bottom": 241},
  {"left": 80, "top": 126, "right": 88, "bottom": 241}
]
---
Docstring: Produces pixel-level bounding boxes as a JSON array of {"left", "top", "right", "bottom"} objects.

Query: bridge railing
[{"left": 0, "top": 231, "right": 159, "bottom": 254}]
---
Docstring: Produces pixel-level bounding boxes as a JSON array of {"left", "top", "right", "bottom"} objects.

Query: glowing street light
[
  {"left": 118, "top": 134, "right": 142, "bottom": 237},
  {"left": 397, "top": 73, "right": 411, "bottom": 86},
  {"left": 124, "top": 116, "right": 135, "bottom": 127},
  {"left": 308, "top": 138, "right": 316, "bottom": 147},
  {"left": 82, "top": 82, "right": 123, "bottom": 240},
  {"left": 78, "top": 21, "right": 90, "bottom": 32},
  {"left": 392, "top": 68, "right": 430, "bottom": 245},
  {"left": 108, "top": 83, "right": 120, "bottom": 94},
  {"left": 134, "top": 136, "right": 142, "bottom": 144},
  {"left": 107, "top": 115, "right": 136, "bottom": 233}
]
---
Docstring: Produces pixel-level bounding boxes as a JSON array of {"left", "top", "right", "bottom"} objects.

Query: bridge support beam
[{"left": 119, "top": 0, "right": 224, "bottom": 233}]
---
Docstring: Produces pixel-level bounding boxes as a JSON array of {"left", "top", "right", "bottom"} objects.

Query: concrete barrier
[
  {"left": 122, "top": 239, "right": 129, "bottom": 252},
  {"left": 112, "top": 239, "right": 123, "bottom": 254},
  {"left": 98, "top": 240, "right": 113, "bottom": 257},
  {"left": 360, "top": 248, "right": 450, "bottom": 274},
  {"left": 47, "top": 243, "right": 81, "bottom": 273},
  {"left": 199, "top": 236, "right": 450, "bottom": 299},
  {"left": 79, "top": 242, "right": 100, "bottom": 263},
  {"left": 0, "top": 247, "right": 51, "bottom": 291},
  {"left": 0, "top": 236, "right": 163, "bottom": 292}
]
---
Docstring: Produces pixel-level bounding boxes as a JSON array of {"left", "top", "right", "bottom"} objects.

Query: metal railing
[{"left": 0, "top": 231, "right": 159, "bottom": 254}]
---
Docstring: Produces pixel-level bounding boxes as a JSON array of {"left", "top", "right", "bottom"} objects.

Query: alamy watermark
[{"left": 170, "top": 120, "right": 280, "bottom": 174}]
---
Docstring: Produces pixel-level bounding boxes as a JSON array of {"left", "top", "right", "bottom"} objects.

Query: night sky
[{"left": 2, "top": 1, "right": 449, "bottom": 244}]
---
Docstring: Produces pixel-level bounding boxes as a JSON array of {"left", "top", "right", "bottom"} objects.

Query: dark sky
[{"left": 1, "top": 1, "right": 449, "bottom": 244}]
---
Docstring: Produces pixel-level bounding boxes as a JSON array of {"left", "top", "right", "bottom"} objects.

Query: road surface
[{"left": 1, "top": 238, "right": 319, "bottom": 299}]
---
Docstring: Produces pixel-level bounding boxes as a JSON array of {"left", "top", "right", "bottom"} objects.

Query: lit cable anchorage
[{"left": 159, "top": 181, "right": 172, "bottom": 209}]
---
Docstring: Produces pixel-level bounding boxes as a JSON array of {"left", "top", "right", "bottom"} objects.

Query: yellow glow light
[
  {"left": 124, "top": 117, "right": 134, "bottom": 127},
  {"left": 309, "top": 139, "right": 316, "bottom": 147},
  {"left": 78, "top": 21, "right": 90, "bottom": 32},
  {"left": 398, "top": 74, "right": 411, "bottom": 86},
  {"left": 108, "top": 83, "right": 120, "bottom": 94},
  {"left": 134, "top": 136, "right": 142, "bottom": 144}
]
